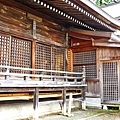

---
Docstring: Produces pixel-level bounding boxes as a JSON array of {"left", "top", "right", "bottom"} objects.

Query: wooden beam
[
  {"left": 0, "top": 0, "right": 66, "bottom": 28},
  {"left": 71, "top": 39, "right": 93, "bottom": 47},
  {"left": 73, "top": 63, "right": 96, "bottom": 66},
  {"left": 0, "top": 26, "right": 33, "bottom": 41},
  {"left": 72, "top": 46, "right": 97, "bottom": 53},
  {"left": 93, "top": 41, "right": 120, "bottom": 47},
  {"left": 69, "top": 31, "right": 92, "bottom": 40},
  {"left": 69, "top": 28, "right": 112, "bottom": 38}
]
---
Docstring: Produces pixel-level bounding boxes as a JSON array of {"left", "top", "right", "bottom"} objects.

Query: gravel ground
[{"left": 20, "top": 108, "right": 120, "bottom": 120}]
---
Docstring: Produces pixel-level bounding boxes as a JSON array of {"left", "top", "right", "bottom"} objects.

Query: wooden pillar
[
  {"left": 65, "top": 33, "right": 69, "bottom": 71},
  {"left": 33, "top": 87, "right": 39, "bottom": 119},
  {"left": 62, "top": 87, "right": 67, "bottom": 115},
  {"left": 31, "top": 40, "right": 36, "bottom": 79}
]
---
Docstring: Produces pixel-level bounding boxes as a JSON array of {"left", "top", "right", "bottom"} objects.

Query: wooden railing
[
  {"left": 0, "top": 65, "right": 86, "bottom": 84},
  {"left": 0, "top": 65, "right": 87, "bottom": 119}
]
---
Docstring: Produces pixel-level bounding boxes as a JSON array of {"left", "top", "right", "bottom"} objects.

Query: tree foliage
[{"left": 92, "top": 0, "right": 120, "bottom": 6}]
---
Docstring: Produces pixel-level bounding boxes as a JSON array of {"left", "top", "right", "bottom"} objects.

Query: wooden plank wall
[
  {"left": 97, "top": 47, "right": 120, "bottom": 61},
  {"left": 0, "top": 3, "right": 66, "bottom": 45},
  {"left": 97, "top": 47, "right": 120, "bottom": 79}
]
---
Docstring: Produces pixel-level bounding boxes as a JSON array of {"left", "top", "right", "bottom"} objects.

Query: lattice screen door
[{"left": 102, "top": 61, "right": 120, "bottom": 103}]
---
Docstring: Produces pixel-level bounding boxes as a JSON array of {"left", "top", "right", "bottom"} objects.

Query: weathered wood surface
[
  {"left": 69, "top": 28, "right": 112, "bottom": 38},
  {"left": 70, "top": 38, "right": 97, "bottom": 52},
  {"left": 0, "top": 3, "right": 66, "bottom": 45},
  {"left": 98, "top": 47, "right": 120, "bottom": 60},
  {"left": 86, "top": 78, "right": 100, "bottom": 97}
]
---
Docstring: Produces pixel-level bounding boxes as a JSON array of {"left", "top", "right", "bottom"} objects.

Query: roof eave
[{"left": 80, "top": 0, "right": 120, "bottom": 31}]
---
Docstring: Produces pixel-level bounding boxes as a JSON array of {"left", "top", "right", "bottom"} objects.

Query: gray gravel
[{"left": 20, "top": 108, "right": 120, "bottom": 120}]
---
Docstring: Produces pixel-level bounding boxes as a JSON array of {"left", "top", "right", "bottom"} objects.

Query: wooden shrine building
[{"left": 0, "top": 0, "right": 120, "bottom": 119}]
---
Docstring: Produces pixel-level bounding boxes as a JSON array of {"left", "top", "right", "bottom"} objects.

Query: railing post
[
  {"left": 82, "top": 86, "right": 86, "bottom": 110},
  {"left": 82, "top": 66, "right": 86, "bottom": 110},
  {"left": 5, "top": 68, "right": 9, "bottom": 80},
  {"left": 64, "top": 73, "right": 68, "bottom": 83},
  {"left": 33, "top": 87, "right": 39, "bottom": 119},
  {"left": 68, "top": 93, "right": 73, "bottom": 117},
  {"left": 24, "top": 76, "right": 27, "bottom": 81},
  {"left": 82, "top": 66, "right": 86, "bottom": 84},
  {"left": 39, "top": 71, "right": 43, "bottom": 81},
  {"left": 62, "top": 87, "right": 67, "bottom": 115}
]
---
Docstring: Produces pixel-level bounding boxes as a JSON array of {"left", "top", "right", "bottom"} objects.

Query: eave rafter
[
  {"left": 32, "top": 0, "right": 96, "bottom": 31},
  {"left": 14, "top": 0, "right": 117, "bottom": 31},
  {"left": 0, "top": 0, "right": 119, "bottom": 31}
]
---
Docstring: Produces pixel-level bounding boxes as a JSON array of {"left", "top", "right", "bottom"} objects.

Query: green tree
[{"left": 93, "top": 0, "right": 120, "bottom": 6}]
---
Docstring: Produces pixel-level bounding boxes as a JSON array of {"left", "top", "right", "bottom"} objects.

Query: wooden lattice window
[
  {"left": 0, "top": 34, "right": 10, "bottom": 66},
  {"left": 10, "top": 37, "right": 31, "bottom": 73},
  {"left": 0, "top": 34, "right": 31, "bottom": 73},
  {"left": 35, "top": 43, "right": 51, "bottom": 70},
  {"left": 35, "top": 43, "right": 65, "bottom": 73},
  {"left": 73, "top": 50, "right": 97, "bottom": 78},
  {"left": 103, "top": 62, "right": 118, "bottom": 101},
  {"left": 52, "top": 47, "right": 64, "bottom": 71}
]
